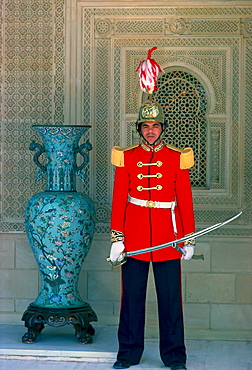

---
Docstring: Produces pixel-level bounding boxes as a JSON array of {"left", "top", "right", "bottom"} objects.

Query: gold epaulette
[
  {"left": 166, "top": 144, "right": 194, "bottom": 169},
  {"left": 111, "top": 144, "right": 139, "bottom": 167}
]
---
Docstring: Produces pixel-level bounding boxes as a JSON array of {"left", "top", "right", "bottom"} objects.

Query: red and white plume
[{"left": 136, "top": 47, "right": 163, "bottom": 94}]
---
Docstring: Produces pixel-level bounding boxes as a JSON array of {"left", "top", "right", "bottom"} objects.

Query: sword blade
[{"left": 125, "top": 211, "right": 242, "bottom": 258}]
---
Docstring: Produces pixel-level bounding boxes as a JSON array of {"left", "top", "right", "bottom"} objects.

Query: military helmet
[
  {"left": 138, "top": 98, "right": 164, "bottom": 124},
  {"left": 136, "top": 97, "right": 167, "bottom": 134}
]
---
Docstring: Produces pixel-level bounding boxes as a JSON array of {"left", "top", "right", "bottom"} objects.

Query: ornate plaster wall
[{"left": 0, "top": 1, "right": 251, "bottom": 339}]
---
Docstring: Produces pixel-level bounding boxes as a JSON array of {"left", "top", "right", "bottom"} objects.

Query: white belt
[{"left": 129, "top": 196, "right": 177, "bottom": 234}]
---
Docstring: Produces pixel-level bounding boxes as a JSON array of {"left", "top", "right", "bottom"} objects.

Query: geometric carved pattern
[
  {"left": 188, "top": 20, "right": 240, "bottom": 34},
  {"left": 1, "top": 0, "right": 56, "bottom": 232},
  {"left": 95, "top": 19, "right": 112, "bottom": 35},
  {"left": 116, "top": 39, "right": 239, "bottom": 210},
  {"left": 1, "top": 3, "right": 252, "bottom": 234},
  {"left": 125, "top": 50, "right": 227, "bottom": 115},
  {"left": 53, "top": 0, "right": 65, "bottom": 125},
  {"left": 153, "top": 70, "right": 208, "bottom": 188},
  {"left": 115, "top": 20, "right": 164, "bottom": 34},
  {"left": 209, "top": 123, "right": 226, "bottom": 190},
  {"left": 245, "top": 18, "right": 252, "bottom": 34},
  {"left": 244, "top": 38, "right": 252, "bottom": 223},
  {"left": 114, "top": 53, "right": 241, "bottom": 226},
  {"left": 211, "top": 129, "right": 221, "bottom": 185},
  {"left": 84, "top": 6, "right": 251, "bottom": 232},
  {"left": 94, "top": 40, "right": 110, "bottom": 204}
]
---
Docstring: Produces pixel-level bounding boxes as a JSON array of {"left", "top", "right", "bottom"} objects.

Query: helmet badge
[{"left": 141, "top": 103, "right": 160, "bottom": 119}]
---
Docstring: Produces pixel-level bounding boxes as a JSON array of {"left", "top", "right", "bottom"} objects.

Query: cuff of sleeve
[
  {"left": 184, "top": 233, "right": 196, "bottom": 247},
  {"left": 111, "top": 230, "right": 124, "bottom": 243}
]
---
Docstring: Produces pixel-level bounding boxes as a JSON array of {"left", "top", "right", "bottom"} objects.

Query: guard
[{"left": 109, "top": 48, "right": 196, "bottom": 370}]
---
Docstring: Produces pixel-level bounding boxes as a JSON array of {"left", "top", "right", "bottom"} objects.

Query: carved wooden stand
[{"left": 22, "top": 303, "right": 98, "bottom": 344}]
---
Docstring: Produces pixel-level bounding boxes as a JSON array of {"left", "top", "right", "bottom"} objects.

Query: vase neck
[
  {"left": 46, "top": 159, "right": 76, "bottom": 191},
  {"left": 34, "top": 125, "right": 89, "bottom": 191}
]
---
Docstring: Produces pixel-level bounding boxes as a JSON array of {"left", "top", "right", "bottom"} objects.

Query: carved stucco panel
[
  {"left": 80, "top": 6, "right": 250, "bottom": 234},
  {"left": 0, "top": 2, "right": 251, "bottom": 234}
]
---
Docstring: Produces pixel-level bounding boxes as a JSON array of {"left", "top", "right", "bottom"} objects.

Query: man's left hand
[{"left": 181, "top": 246, "right": 195, "bottom": 260}]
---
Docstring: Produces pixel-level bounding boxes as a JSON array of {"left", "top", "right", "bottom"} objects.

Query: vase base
[{"left": 21, "top": 303, "right": 98, "bottom": 344}]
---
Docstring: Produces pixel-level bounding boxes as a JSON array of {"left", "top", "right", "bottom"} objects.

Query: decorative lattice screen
[{"left": 152, "top": 70, "right": 208, "bottom": 188}]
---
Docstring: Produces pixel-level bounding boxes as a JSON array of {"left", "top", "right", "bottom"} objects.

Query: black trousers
[{"left": 117, "top": 257, "right": 186, "bottom": 366}]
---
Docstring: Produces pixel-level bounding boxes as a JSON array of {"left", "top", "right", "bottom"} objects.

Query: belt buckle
[{"left": 146, "top": 200, "right": 156, "bottom": 208}]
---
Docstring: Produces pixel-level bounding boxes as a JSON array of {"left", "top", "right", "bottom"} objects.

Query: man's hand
[
  {"left": 181, "top": 246, "right": 195, "bottom": 260},
  {"left": 110, "top": 241, "right": 125, "bottom": 262}
]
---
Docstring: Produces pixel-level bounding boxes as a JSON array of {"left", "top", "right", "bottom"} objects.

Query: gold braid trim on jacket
[
  {"left": 111, "top": 230, "right": 125, "bottom": 243},
  {"left": 184, "top": 233, "right": 196, "bottom": 247}
]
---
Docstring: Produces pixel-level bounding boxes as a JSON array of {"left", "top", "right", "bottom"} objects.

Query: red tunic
[{"left": 111, "top": 142, "right": 195, "bottom": 262}]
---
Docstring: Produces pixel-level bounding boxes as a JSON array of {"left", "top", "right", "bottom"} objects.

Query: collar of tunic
[{"left": 141, "top": 141, "right": 164, "bottom": 152}]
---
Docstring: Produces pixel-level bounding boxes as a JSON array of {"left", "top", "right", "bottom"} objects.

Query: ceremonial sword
[{"left": 107, "top": 211, "right": 242, "bottom": 266}]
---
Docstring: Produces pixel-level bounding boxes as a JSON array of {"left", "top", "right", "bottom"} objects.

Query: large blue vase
[{"left": 22, "top": 125, "right": 97, "bottom": 343}]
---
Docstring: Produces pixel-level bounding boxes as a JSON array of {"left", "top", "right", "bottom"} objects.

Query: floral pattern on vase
[{"left": 25, "top": 125, "right": 95, "bottom": 308}]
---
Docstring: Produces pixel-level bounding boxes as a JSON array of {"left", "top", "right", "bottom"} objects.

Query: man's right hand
[{"left": 110, "top": 241, "right": 125, "bottom": 262}]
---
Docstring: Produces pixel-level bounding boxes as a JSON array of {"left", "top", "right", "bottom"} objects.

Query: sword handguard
[{"left": 106, "top": 255, "right": 127, "bottom": 267}]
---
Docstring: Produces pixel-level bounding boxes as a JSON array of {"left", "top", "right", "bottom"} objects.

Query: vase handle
[
  {"left": 75, "top": 140, "right": 93, "bottom": 182},
  {"left": 29, "top": 140, "right": 46, "bottom": 173}
]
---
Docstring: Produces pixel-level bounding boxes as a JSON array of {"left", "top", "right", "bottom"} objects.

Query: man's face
[{"left": 141, "top": 121, "right": 162, "bottom": 145}]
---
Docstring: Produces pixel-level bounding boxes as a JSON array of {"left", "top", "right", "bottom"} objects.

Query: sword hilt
[
  {"left": 106, "top": 255, "right": 127, "bottom": 267},
  {"left": 192, "top": 254, "right": 204, "bottom": 260},
  {"left": 173, "top": 242, "right": 204, "bottom": 260}
]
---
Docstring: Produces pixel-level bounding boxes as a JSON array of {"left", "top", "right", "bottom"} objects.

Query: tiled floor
[{"left": 0, "top": 325, "right": 251, "bottom": 369}]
